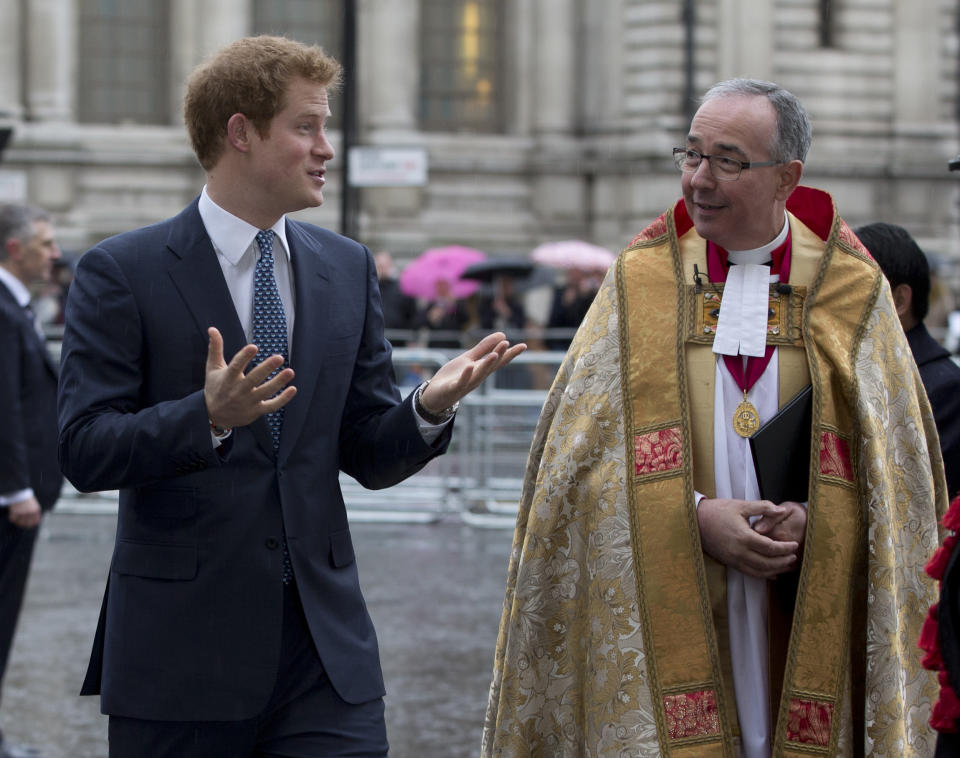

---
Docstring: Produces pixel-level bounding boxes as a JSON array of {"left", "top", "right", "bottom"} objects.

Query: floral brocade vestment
[{"left": 482, "top": 187, "right": 948, "bottom": 757}]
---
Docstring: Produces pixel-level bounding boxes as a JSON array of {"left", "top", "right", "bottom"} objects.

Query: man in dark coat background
[{"left": 0, "top": 203, "right": 63, "bottom": 758}]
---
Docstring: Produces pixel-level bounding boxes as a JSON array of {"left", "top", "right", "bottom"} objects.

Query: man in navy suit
[
  {"left": 0, "top": 203, "right": 63, "bottom": 758},
  {"left": 57, "top": 36, "right": 524, "bottom": 758}
]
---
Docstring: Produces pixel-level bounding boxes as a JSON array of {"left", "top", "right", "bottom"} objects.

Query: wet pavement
[{"left": 1, "top": 510, "right": 516, "bottom": 758}]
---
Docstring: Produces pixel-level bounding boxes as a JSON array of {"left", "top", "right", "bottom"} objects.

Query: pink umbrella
[
  {"left": 399, "top": 245, "right": 487, "bottom": 299},
  {"left": 530, "top": 240, "right": 615, "bottom": 271}
]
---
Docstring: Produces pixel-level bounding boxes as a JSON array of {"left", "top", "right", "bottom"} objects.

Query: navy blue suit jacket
[
  {"left": 58, "top": 200, "right": 451, "bottom": 721},
  {"left": 0, "top": 281, "right": 61, "bottom": 511}
]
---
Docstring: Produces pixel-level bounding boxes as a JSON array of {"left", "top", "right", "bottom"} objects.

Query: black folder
[{"left": 749, "top": 384, "right": 813, "bottom": 503}]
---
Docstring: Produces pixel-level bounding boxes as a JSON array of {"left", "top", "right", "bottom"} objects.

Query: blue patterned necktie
[
  {"left": 251, "top": 229, "right": 293, "bottom": 584},
  {"left": 251, "top": 229, "right": 288, "bottom": 450}
]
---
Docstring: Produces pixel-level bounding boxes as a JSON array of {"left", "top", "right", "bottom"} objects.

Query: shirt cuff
[
  {"left": 412, "top": 399, "right": 454, "bottom": 444},
  {"left": 209, "top": 419, "right": 233, "bottom": 448},
  {"left": 0, "top": 487, "right": 35, "bottom": 506}
]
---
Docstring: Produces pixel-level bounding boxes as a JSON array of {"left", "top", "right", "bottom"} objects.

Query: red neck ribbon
[{"left": 706, "top": 231, "right": 792, "bottom": 392}]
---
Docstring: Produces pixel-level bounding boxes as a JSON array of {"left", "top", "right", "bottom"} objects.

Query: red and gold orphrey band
[{"left": 618, "top": 191, "right": 868, "bottom": 754}]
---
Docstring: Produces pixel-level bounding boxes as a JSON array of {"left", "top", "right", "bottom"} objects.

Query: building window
[
  {"left": 419, "top": 0, "right": 503, "bottom": 132},
  {"left": 252, "top": 0, "right": 344, "bottom": 125},
  {"left": 77, "top": 0, "right": 169, "bottom": 124},
  {"left": 253, "top": 0, "right": 343, "bottom": 61}
]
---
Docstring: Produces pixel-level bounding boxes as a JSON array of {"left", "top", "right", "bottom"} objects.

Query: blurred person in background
[
  {"left": 374, "top": 250, "right": 416, "bottom": 346},
  {"left": 412, "top": 278, "right": 473, "bottom": 349},
  {"left": 477, "top": 274, "right": 532, "bottom": 389},
  {"left": 0, "top": 203, "right": 63, "bottom": 758},
  {"left": 477, "top": 273, "right": 528, "bottom": 333},
  {"left": 544, "top": 267, "right": 602, "bottom": 350},
  {"left": 854, "top": 222, "right": 960, "bottom": 499}
]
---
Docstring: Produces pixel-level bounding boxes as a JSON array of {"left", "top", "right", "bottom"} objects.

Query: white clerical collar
[
  {"left": 726, "top": 212, "right": 789, "bottom": 267},
  {"left": 198, "top": 186, "right": 291, "bottom": 265},
  {"left": 713, "top": 212, "right": 789, "bottom": 359}
]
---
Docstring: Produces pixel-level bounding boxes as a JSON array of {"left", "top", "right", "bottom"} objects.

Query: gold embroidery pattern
[
  {"left": 838, "top": 220, "right": 869, "bottom": 259},
  {"left": 786, "top": 697, "right": 834, "bottom": 747},
  {"left": 630, "top": 214, "right": 668, "bottom": 246},
  {"left": 482, "top": 271, "right": 661, "bottom": 756},
  {"left": 854, "top": 298, "right": 944, "bottom": 756},
  {"left": 634, "top": 426, "right": 683, "bottom": 476},
  {"left": 687, "top": 285, "right": 805, "bottom": 346},
  {"left": 818, "top": 429, "right": 853, "bottom": 482},
  {"left": 663, "top": 690, "right": 721, "bottom": 739}
]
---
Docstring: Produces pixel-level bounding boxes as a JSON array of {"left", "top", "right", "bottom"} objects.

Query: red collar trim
[{"left": 705, "top": 231, "right": 792, "bottom": 284}]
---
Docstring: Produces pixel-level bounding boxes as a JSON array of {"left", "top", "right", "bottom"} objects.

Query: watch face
[{"left": 416, "top": 383, "right": 457, "bottom": 422}]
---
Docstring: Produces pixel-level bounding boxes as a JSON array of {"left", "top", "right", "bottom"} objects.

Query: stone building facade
[{"left": 0, "top": 0, "right": 958, "bottom": 275}]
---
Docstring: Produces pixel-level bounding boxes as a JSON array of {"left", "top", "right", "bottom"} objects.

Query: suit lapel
[
  {"left": 164, "top": 200, "right": 275, "bottom": 457},
  {"left": 0, "top": 281, "right": 57, "bottom": 377},
  {"left": 278, "top": 222, "right": 332, "bottom": 462},
  {"left": 41, "top": 332, "right": 58, "bottom": 377}
]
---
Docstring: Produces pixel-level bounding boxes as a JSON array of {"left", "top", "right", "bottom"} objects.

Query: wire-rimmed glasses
[{"left": 672, "top": 147, "right": 781, "bottom": 181}]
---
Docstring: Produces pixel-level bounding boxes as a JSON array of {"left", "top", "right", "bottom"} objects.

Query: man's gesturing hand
[
  {"left": 697, "top": 498, "right": 800, "bottom": 579},
  {"left": 204, "top": 327, "right": 297, "bottom": 429},
  {"left": 419, "top": 332, "right": 526, "bottom": 414}
]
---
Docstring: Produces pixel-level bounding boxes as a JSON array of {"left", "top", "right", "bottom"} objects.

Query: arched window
[
  {"left": 419, "top": 0, "right": 503, "bottom": 132},
  {"left": 77, "top": 0, "right": 170, "bottom": 124}
]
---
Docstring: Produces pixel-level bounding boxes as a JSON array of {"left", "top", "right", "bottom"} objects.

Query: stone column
[
  {"left": 716, "top": 0, "right": 773, "bottom": 82},
  {"left": 531, "top": 0, "right": 576, "bottom": 135},
  {"left": 530, "top": 0, "right": 585, "bottom": 235},
  {"left": 169, "top": 0, "right": 251, "bottom": 122},
  {"left": 25, "top": 0, "right": 76, "bottom": 121},
  {"left": 581, "top": 0, "right": 623, "bottom": 134},
  {"left": 358, "top": 0, "right": 419, "bottom": 134},
  {"left": 893, "top": 0, "right": 940, "bottom": 125},
  {"left": 0, "top": 0, "right": 22, "bottom": 118}
]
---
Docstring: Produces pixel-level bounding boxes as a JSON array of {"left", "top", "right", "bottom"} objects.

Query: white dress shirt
[
  {"left": 196, "top": 187, "right": 449, "bottom": 443},
  {"left": 711, "top": 214, "right": 793, "bottom": 758},
  {"left": 198, "top": 187, "right": 295, "bottom": 350}
]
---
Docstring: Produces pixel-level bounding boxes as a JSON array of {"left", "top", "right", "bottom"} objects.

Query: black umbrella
[{"left": 460, "top": 258, "right": 536, "bottom": 283}]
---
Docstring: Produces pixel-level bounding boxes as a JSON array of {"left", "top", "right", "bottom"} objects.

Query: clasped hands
[
  {"left": 697, "top": 497, "right": 806, "bottom": 579},
  {"left": 203, "top": 327, "right": 526, "bottom": 428}
]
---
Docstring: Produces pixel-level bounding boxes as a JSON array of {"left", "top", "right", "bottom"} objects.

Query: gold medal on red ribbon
[{"left": 733, "top": 389, "right": 760, "bottom": 437}]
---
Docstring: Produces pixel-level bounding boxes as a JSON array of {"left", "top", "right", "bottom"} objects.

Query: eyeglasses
[{"left": 672, "top": 147, "right": 781, "bottom": 181}]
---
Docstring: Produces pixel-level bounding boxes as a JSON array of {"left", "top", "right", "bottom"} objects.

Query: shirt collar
[
  {"left": 198, "top": 186, "right": 291, "bottom": 265},
  {"left": 726, "top": 211, "right": 789, "bottom": 266},
  {"left": 0, "top": 264, "right": 31, "bottom": 307}
]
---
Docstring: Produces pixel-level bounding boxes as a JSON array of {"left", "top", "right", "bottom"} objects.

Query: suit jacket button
[{"left": 265, "top": 537, "right": 279, "bottom": 550}]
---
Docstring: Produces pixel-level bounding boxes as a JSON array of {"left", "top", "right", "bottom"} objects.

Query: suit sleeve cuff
[{"left": 0, "top": 487, "right": 35, "bottom": 506}]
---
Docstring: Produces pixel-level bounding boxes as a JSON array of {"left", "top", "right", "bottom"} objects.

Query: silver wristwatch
[{"left": 414, "top": 381, "right": 459, "bottom": 424}]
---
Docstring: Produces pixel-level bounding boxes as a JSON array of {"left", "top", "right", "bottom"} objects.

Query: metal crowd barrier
[
  {"left": 338, "top": 347, "right": 565, "bottom": 526},
  {"left": 52, "top": 339, "right": 568, "bottom": 528}
]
